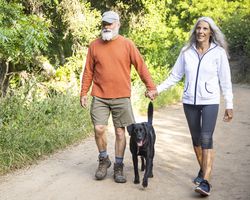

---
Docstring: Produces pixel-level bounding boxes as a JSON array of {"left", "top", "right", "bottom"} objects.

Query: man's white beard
[{"left": 101, "top": 27, "right": 119, "bottom": 41}]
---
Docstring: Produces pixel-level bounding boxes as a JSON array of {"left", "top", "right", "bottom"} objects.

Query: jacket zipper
[{"left": 193, "top": 45, "right": 217, "bottom": 104}]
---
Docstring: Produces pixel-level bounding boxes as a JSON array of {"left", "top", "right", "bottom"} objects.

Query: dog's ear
[{"left": 126, "top": 124, "right": 134, "bottom": 136}]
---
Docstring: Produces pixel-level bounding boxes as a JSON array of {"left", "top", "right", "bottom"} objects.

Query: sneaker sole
[{"left": 195, "top": 187, "right": 210, "bottom": 196}]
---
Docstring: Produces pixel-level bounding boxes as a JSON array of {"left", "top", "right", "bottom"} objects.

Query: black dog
[{"left": 127, "top": 102, "right": 156, "bottom": 188}]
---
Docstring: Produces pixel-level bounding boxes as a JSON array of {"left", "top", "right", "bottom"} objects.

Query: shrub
[
  {"left": 222, "top": 13, "right": 250, "bottom": 56},
  {"left": 0, "top": 88, "right": 92, "bottom": 174}
]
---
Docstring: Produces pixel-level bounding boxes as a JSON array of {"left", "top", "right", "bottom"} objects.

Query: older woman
[{"left": 147, "top": 17, "right": 233, "bottom": 196}]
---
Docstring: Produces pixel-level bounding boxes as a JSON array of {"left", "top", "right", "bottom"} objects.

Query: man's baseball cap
[{"left": 102, "top": 11, "right": 119, "bottom": 23}]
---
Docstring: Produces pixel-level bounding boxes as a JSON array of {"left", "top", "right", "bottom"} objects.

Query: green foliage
[
  {"left": 220, "top": 0, "right": 250, "bottom": 83},
  {"left": 165, "top": 0, "right": 240, "bottom": 32},
  {"left": 221, "top": 1, "right": 250, "bottom": 56},
  {"left": 0, "top": 88, "right": 92, "bottom": 174},
  {"left": 0, "top": 0, "right": 51, "bottom": 64},
  {"left": 127, "top": 0, "right": 186, "bottom": 69},
  {"left": 55, "top": 49, "right": 87, "bottom": 81},
  {"left": 28, "top": 0, "right": 101, "bottom": 66},
  {"left": 58, "top": 0, "right": 101, "bottom": 51}
]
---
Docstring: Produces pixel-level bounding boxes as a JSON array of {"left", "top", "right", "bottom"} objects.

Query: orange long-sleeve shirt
[{"left": 80, "top": 35, "right": 156, "bottom": 98}]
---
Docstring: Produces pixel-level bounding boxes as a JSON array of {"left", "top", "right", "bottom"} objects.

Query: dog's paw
[
  {"left": 142, "top": 180, "right": 148, "bottom": 188},
  {"left": 134, "top": 179, "right": 140, "bottom": 184},
  {"left": 148, "top": 173, "right": 153, "bottom": 178}
]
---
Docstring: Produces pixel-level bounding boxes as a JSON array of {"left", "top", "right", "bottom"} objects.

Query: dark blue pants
[{"left": 183, "top": 104, "right": 219, "bottom": 149}]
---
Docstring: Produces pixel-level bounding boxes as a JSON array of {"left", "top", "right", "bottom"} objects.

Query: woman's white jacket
[{"left": 157, "top": 42, "right": 233, "bottom": 109}]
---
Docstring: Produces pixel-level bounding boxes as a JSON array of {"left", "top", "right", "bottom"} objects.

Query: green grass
[{"left": 0, "top": 92, "right": 92, "bottom": 175}]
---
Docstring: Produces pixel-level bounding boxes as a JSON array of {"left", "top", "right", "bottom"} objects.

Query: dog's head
[{"left": 127, "top": 122, "right": 149, "bottom": 147}]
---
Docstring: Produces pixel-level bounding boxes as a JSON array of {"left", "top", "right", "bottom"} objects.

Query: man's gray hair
[{"left": 185, "top": 17, "right": 229, "bottom": 58}]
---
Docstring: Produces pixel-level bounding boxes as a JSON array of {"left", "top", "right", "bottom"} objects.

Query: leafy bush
[
  {"left": 127, "top": 2, "right": 186, "bottom": 70},
  {"left": 0, "top": 0, "right": 51, "bottom": 64},
  {"left": 222, "top": 14, "right": 250, "bottom": 56},
  {"left": 221, "top": 1, "right": 250, "bottom": 83},
  {"left": 0, "top": 88, "right": 92, "bottom": 174}
]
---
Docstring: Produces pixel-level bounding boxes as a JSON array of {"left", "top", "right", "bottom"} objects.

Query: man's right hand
[{"left": 80, "top": 96, "right": 88, "bottom": 108}]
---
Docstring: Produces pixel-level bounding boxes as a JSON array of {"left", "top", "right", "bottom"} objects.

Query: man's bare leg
[
  {"left": 113, "top": 127, "right": 126, "bottom": 183},
  {"left": 94, "top": 125, "right": 111, "bottom": 180}
]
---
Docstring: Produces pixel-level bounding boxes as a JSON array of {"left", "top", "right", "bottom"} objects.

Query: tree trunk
[{"left": 0, "top": 61, "right": 10, "bottom": 98}]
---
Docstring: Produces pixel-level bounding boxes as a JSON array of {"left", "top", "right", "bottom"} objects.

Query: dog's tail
[{"left": 147, "top": 101, "right": 153, "bottom": 125}]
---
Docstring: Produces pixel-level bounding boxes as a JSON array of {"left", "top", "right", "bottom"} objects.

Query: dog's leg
[
  {"left": 142, "top": 157, "right": 152, "bottom": 187},
  {"left": 148, "top": 162, "right": 153, "bottom": 178},
  {"left": 132, "top": 154, "right": 140, "bottom": 184},
  {"left": 141, "top": 156, "right": 145, "bottom": 171},
  {"left": 148, "top": 148, "right": 155, "bottom": 178}
]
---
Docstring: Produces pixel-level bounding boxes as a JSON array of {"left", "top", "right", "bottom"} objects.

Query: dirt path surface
[{"left": 0, "top": 84, "right": 250, "bottom": 200}]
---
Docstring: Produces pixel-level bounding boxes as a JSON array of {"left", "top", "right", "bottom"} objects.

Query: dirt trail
[{"left": 0, "top": 84, "right": 250, "bottom": 200}]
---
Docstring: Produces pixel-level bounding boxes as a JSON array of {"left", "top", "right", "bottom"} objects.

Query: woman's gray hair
[{"left": 185, "top": 17, "right": 229, "bottom": 58}]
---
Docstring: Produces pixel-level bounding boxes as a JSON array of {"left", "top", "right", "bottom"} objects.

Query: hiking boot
[
  {"left": 195, "top": 179, "right": 211, "bottom": 196},
  {"left": 113, "top": 163, "right": 126, "bottom": 183},
  {"left": 95, "top": 156, "right": 111, "bottom": 180},
  {"left": 193, "top": 169, "right": 204, "bottom": 185}
]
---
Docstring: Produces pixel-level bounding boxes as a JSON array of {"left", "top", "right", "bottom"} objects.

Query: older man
[{"left": 80, "top": 11, "right": 156, "bottom": 183}]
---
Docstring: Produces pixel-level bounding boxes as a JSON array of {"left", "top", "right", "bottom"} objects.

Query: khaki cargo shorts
[{"left": 90, "top": 96, "right": 135, "bottom": 128}]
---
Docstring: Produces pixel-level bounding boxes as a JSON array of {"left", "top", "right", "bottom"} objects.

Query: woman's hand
[{"left": 223, "top": 109, "right": 233, "bottom": 122}]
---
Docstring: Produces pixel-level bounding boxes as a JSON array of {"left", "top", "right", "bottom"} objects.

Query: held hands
[
  {"left": 80, "top": 96, "right": 88, "bottom": 108},
  {"left": 223, "top": 109, "right": 233, "bottom": 122},
  {"left": 145, "top": 89, "right": 158, "bottom": 101}
]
